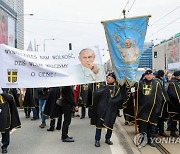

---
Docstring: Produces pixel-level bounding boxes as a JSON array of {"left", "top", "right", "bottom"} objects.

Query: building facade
[
  {"left": 0, "top": 0, "right": 24, "bottom": 49},
  {"left": 153, "top": 33, "right": 180, "bottom": 71},
  {"left": 138, "top": 42, "right": 153, "bottom": 69}
]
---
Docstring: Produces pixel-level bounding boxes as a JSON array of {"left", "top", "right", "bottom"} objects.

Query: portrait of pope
[
  {"left": 72, "top": 48, "right": 105, "bottom": 83},
  {"left": 116, "top": 36, "right": 139, "bottom": 65}
]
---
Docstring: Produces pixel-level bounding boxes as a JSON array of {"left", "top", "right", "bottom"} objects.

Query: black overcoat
[
  {"left": 0, "top": 91, "right": 21, "bottom": 132},
  {"left": 44, "top": 87, "right": 62, "bottom": 118}
]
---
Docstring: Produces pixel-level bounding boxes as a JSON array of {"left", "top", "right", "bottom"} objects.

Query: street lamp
[{"left": 43, "top": 38, "right": 55, "bottom": 52}]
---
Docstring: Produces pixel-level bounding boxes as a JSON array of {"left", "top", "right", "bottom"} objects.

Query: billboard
[
  {"left": 167, "top": 37, "right": 180, "bottom": 63},
  {"left": 8, "top": 17, "right": 15, "bottom": 47},
  {"left": 0, "top": 10, "right": 16, "bottom": 47},
  {"left": 167, "top": 37, "right": 180, "bottom": 69},
  {"left": 0, "top": 12, "right": 8, "bottom": 44}
]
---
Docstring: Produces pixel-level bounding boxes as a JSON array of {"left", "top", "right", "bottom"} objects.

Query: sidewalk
[{"left": 115, "top": 116, "right": 161, "bottom": 154}]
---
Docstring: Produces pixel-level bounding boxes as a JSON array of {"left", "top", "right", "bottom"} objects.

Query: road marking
[{"left": 110, "top": 132, "right": 128, "bottom": 154}]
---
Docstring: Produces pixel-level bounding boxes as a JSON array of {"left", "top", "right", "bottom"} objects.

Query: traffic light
[
  {"left": 69, "top": 43, "right": 72, "bottom": 50},
  {"left": 154, "top": 51, "right": 157, "bottom": 58}
]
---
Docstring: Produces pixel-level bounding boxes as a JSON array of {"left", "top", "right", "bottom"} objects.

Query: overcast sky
[{"left": 24, "top": 0, "right": 180, "bottom": 62}]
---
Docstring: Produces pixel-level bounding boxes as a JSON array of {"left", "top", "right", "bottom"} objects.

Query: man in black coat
[
  {"left": 44, "top": 87, "right": 62, "bottom": 131},
  {"left": 88, "top": 82, "right": 106, "bottom": 118},
  {"left": 0, "top": 88, "right": 21, "bottom": 153},
  {"left": 61, "top": 86, "right": 78, "bottom": 142},
  {"left": 154, "top": 70, "right": 169, "bottom": 137},
  {"left": 136, "top": 70, "right": 167, "bottom": 147},
  {"left": 91, "top": 72, "right": 123, "bottom": 147},
  {"left": 78, "top": 84, "right": 89, "bottom": 119},
  {"left": 167, "top": 70, "right": 180, "bottom": 137},
  {"left": 23, "top": 88, "right": 39, "bottom": 119}
]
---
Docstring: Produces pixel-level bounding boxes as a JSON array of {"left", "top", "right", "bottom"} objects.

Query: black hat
[
  {"left": 157, "top": 70, "right": 164, "bottom": 77},
  {"left": 107, "top": 72, "right": 116, "bottom": 80},
  {"left": 173, "top": 70, "right": 180, "bottom": 77},
  {"left": 153, "top": 71, "right": 158, "bottom": 76},
  {"left": 144, "top": 69, "right": 153, "bottom": 75}
]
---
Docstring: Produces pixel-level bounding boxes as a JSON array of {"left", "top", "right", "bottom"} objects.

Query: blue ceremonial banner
[{"left": 102, "top": 16, "right": 150, "bottom": 86}]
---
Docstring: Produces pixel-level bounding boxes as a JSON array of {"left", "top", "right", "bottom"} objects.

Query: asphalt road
[{"left": 4, "top": 109, "right": 131, "bottom": 154}]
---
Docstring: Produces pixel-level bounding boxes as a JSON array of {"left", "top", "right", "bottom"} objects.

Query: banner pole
[
  {"left": 131, "top": 87, "right": 138, "bottom": 146},
  {"left": 133, "top": 92, "right": 138, "bottom": 134}
]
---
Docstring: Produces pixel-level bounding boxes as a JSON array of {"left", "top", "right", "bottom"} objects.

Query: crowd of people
[{"left": 0, "top": 69, "right": 179, "bottom": 153}]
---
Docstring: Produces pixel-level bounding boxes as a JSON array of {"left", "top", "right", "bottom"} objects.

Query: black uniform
[
  {"left": 91, "top": 81, "right": 122, "bottom": 144},
  {"left": 61, "top": 86, "right": 76, "bottom": 141},
  {"left": 5, "top": 88, "right": 20, "bottom": 107},
  {"left": 78, "top": 84, "right": 90, "bottom": 119},
  {"left": 167, "top": 75, "right": 180, "bottom": 136},
  {"left": 23, "top": 88, "right": 39, "bottom": 118},
  {"left": 44, "top": 87, "right": 62, "bottom": 130},
  {"left": 0, "top": 89, "right": 21, "bottom": 153},
  {"left": 136, "top": 77, "right": 167, "bottom": 144},
  {"left": 154, "top": 75, "right": 169, "bottom": 136},
  {"left": 121, "top": 82, "right": 135, "bottom": 125},
  {"left": 88, "top": 82, "right": 105, "bottom": 118}
]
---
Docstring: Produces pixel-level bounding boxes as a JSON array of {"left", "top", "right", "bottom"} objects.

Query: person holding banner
[
  {"left": 61, "top": 86, "right": 78, "bottom": 142},
  {"left": 74, "top": 48, "right": 105, "bottom": 83},
  {"left": 91, "top": 72, "right": 123, "bottom": 147},
  {"left": 0, "top": 88, "right": 21, "bottom": 153},
  {"left": 116, "top": 36, "right": 139, "bottom": 65},
  {"left": 44, "top": 87, "right": 62, "bottom": 131}
]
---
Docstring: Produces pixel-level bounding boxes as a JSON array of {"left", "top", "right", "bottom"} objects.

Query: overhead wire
[
  {"left": 119, "top": 0, "right": 129, "bottom": 18},
  {"left": 105, "top": 0, "right": 137, "bottom": 54},
  {"left": 25, "top": 17, "right": 99, "bottom": 25},
  {"left": 147, "top": 6, "right": 180, "bottom": 39},
  {"left": 149, "top": 6, "right": 180, "bottom": 27},
  {"left": 147, "top": 16, "right": 180, "bottom": 39},
  {"left": 126, "top": 0, "right": 137, "bottom": 16},
  {"left": 24, "top": 29, "right": 68, "bottom": 42}
]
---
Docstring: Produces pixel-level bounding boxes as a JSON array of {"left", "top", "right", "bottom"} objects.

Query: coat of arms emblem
[{"left": 7, "top": 69, "right": 18, "bottom": 83}]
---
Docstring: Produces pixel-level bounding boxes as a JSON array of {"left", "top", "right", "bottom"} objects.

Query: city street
[
  {"left": 0, "top": 1, "right": 179, "bottom": 154},
  {"left": 4, "top": 109, "right": 136, "bottom": 154}
]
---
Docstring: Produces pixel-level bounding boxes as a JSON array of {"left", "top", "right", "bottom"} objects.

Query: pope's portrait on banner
[
  {"left": 72, "top": 48, "right": 105, "bottom": 83},
  {"left": 116, "top": 36, "right": 139, "bottom": 64}
]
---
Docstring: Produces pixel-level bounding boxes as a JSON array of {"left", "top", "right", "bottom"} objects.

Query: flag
[{"left": 102, "top": 16, "right": 150, "bottom": 86}]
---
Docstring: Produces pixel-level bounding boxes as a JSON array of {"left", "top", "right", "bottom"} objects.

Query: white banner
[{"left": 0, "top": 44, "right": 106, "bottom": 88}]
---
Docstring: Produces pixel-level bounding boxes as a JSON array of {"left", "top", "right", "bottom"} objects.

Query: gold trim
[
  {"left": 101, "top": 15, "right": 151, "bottom": 23},
  {"left": 172, "top": 82, "right": 180, "bottom": 103},
  {"left": 0, "top": 95, "right": 5, "bottom": 104},
  {"left": 103, "top": 124, "right": 113, "bottom": 130},
  {"left": 147, "top": 82, "right": 158, "bottom": 121}
]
